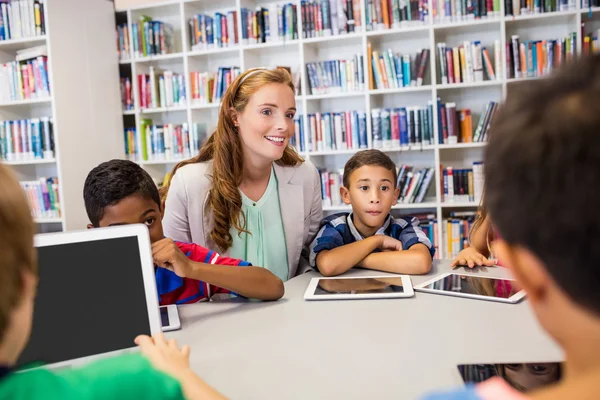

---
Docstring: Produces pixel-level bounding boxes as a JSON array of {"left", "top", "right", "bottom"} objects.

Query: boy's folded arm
[
  {"left": 186, "top": 261, "right": 284, "bottom": 301},
  {"left": 316, "top": 236, "right": 383, "bottom": 277},
  {"left": 357, "top": 243, "right": 433, "bottom": 275}
]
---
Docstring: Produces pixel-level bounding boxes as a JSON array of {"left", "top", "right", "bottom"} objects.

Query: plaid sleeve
[
  {"left": 308, "top": 222, "right": 345, "bottom": 270},
  {"left": 393, "top": 217, "right": 435, "bottom": 258}
]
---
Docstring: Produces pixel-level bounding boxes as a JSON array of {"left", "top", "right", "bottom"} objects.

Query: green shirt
[
  {"left": 0, "top": 353, "right": 183, "bottom": 400},
  {"left": 230, "top": 167, "right": 289, "bottom": 281}
]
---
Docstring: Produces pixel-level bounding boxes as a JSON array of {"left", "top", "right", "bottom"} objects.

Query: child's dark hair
[
  {"left": 343, "top": 149, "right": 397, "bottom": 188},
  {"left": 83, "top": 159, "right": 160, "bottom": 227},
  {"left": 485, "top": 54, "right": 600, "bottom": 315}
]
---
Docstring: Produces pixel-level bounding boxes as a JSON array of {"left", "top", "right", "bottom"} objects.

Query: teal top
[
  {"left": 230, "top": 167, "right": 289, "bottom": 281},
  {"left": 0, "top": 353, "right": 183, "bottom": 400}
]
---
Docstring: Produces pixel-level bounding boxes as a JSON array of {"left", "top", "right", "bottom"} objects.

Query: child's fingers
[
  {"left": 181, "top": 345, "right": 191, "bottom": 358},
  {"left": 135, "top": 334, "right": 154, "bottom": 347},
  {"left": 168, "top": 338, "right": 178, "bottom": 350},
  {"left": 152, "top": 333, "right": 169, "bottom": 350}
]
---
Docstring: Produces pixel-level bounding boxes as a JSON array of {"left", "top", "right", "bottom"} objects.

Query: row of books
[
  {"left": 371, "top": 106, "right": 435, "bottom": 149},
  {"left": 306, "top": 56, "right": 365, "bottom": 95},
  {"left": 441, "top": 163, "right": 484, "bottom": 203},
  {"left": 583, "top": 28, "right": 600, "bottom": 56},
  {"left": 419, "top": 214, "right": 440, "bottom": 258},
  {"left": 433, "top": 0, "right": 501, "bottom": 21},
  {"left": 189, "top": 12, "right": 238, "bottom": 51},
  {"left": 300, "top": 0, "right": 362, "bottom": 38},
  {"left": 304, "top": 111, "right": 368, "bottom": 151},
  {"left": 0, "top": 55, "right": 50, "bottom": 103},
  {"left": 505, "top": 0, "right": 575, "bottom": 16},
  {"left": 438, "top": 100, "right": 497, "bottom": 144},
  {"left": 138, "top": 68, "right": 186, "bottom": 109},
  {"left": 0, "top": 117, "right": 54, "bottom": 162},
  {"left": 121, "top": 77, "right": 133, "bottom": 111},
  {"left": 442, "top": 213, "right": 475, "bottom": 259},
  {"left": 241, "top": 5, "right": 298, "bottom": 45},
  {"left": 366, "top": 0, "right": 429, "bottom": 31},
  {"left": 0, "top": 0, "right": 45, "bottom": 41},
  {"left": 21, "top": 177, "right": 60, "bottom": 219},
  {"left": 396, "top": 165, "right": 435, "bottom": 204},
  {"left": 190, "top": 67, "right": 240, "bottom": 105},
  {"left": 125, "top": 121, "right": 207, "bottom": 162},
  {"left": 131, "top": 16, "right": 175, "bottom": 58},
  {"left": 116, "top": 23, "right": 130, "bottom": 61},
  {"left": 506, "top": 34, "right": 576, "bottom": 80},
  {"left": 437, "top": 41, "right": 501, "bottom": 85},
  {"left": 369, "top": 45, "right": 430, "bottom": 89}
]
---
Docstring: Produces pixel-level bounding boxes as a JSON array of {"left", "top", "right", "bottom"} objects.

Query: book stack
[
  {"left": 116, "top": 23, "right": 131, "bottom": 61},
  {"left": 371, "top": 105, "right": 435, "bottom": 149},
  {"left": 0, "top": 45, "right": 50, "bottom": 102},
  {"left": 124, "top": 127, "right": 137, "bottom": 161},
  {"left": 21, "top": 177, "right": 60, "bottom": 219},
  {"left": 240, "top": 4, "right": 298, "bottom": 44},
  {"left": 0, "top": 0, "right": 46, "bottom": 41},
  {"left": 0, "top": 117, "right": 54, "bottom": 162},
  {"left": 505, "top": 0, "right": 576, "bottom": 16},
  {"left": 413, "top": 212, "right": 439, "bottom": 258},
  {"left": 306, "top": 110, "right": 368, "bottom": 152},
  {"left": 121, "top": 77, "right": 133, "bottom": 111},
  {"left": 132, "top": 16, "right": 175, "bottom": 58},
  {"left": 137, "top": 67, "right": 186, "bottom": 109},
  {"left": 300, "top": 0, "right": 362, "bottom": 38},
  {"left": 306, "top": 56, "right": 365, "bottom": 95},
  {"left": 188, "top": 12, "right": 239, "bottom": 51},
  {"left": 368, "top": 45, "right": 430, "bottom": 89},
  {"left": 582, "top": 27, "right": 600, "bottom": 56},
  {"left": 365, "top": 0, "right": 429, "bottom": 31},
  {"left": 190, "top": 67, "right": 240, "bottom": 105},
  {"left": 396, "top": 165, "right": 435, "bottom": 204},
  {"left": 437, "top": 100, "right": 498, "bottom": 144},
  {"left": 506, "top": 34, "right": 576, "bottom": 80},
  {"left": 292, "top": 115, "right": 305, "bottom": 152},
  {"left": 443, "top": 211, "right": 476, "bottom": 259},
  {"left": 319, "top": 169, "right": 344, "bottom": 207},
  {"left": 437, "top": 41, "right": 501, "bottom": 84},
  {"left": 433, "top": 0, "right": 501, "bottom": 21},
  {"left": 441, "top": 162, "right": 484, "bottom": 203},
  {"left": 138, "top": 119, "right": 205, "bottom": 161}
]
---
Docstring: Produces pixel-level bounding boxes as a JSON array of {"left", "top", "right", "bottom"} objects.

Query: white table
[{"left": 169, "top": 260, "right": 562, "bottom": 400}]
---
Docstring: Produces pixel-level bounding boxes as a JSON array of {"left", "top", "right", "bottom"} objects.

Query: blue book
[
  {"left": 398, "top": 108, "right": 409, "bottom": 145},
  {"left": 358, "top": 111, "right": 367, "bottom": 148},
  {"left": 532, "top": 41, "right": 538, "bottom": 77},
  {"left": 324, "top": 113, "right": 332, "bottom": 150},
  {"left": 402, "top": 55, "right": 411, "bottom": 87},
  {"left": 299, "top": 117, "right": 305, "bottom": 152},
  {"left": 351, "top": 112, "right": 360, "bottom": 149},
  {"left": 394, "top": 55, "right": 403, "bottom": 87}
]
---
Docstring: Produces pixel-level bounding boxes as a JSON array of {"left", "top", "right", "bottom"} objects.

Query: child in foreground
[
  {"left": 0, "top": 163, "right": 225, "bottom": 399},
  {"left": 309, "top": 150, "right": 434, "bottom": 276},
  {"left": 83, "top": 159, "right": 284, "bottom": 304},
  {"left": 423, "top": 54, "right": 600, "bottom": 399}
]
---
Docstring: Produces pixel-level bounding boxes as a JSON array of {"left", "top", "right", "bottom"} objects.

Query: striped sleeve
[
  {"left": 308, "top": 222, "right": 345, "bottom": 271},
  {"left": 393, "top": 217, "right": 435, "bottom": 258}
]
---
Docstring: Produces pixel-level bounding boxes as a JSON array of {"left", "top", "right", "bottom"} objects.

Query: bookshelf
[
  {"left": 0, "top": 0, "right": 124, "bottom": 233},
  {"left": 115, "top": 0, "right": 598, "bottom": 256}
]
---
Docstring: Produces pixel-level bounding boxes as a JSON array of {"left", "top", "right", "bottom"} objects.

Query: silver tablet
[{"left": 304, "top": 275, "right": 414, "bottom": 300}]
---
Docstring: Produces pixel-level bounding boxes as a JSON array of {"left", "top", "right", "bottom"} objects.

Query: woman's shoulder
[
  {"left": 275, "top": 159, "right": 319, "bottom": 184},
  {"left": 171, "top": 161, "right": 213, "bottom": 191}
]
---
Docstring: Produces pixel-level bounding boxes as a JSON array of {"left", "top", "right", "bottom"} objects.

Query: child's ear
[
  {"left": 394, "top": 186, "right": 400, "bottom": 200},
  {"left": 87, "top": 224, "right": 94, "bottom": 229},
  {"left": 340, "top": 186, "right": 351, "bottom": 204}
]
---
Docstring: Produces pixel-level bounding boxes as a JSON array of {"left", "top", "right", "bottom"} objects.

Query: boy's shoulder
[{"left": 322, "top": 211, "right": 351, "bottom": 227}]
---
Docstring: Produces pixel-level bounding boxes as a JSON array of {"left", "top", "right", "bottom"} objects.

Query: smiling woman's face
[{"left": 233, "top": 82, "right": 296, "bottom": 165}]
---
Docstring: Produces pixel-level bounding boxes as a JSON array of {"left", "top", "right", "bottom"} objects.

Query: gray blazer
[{"left": 162, "top": 159, "right": 323, "bottom": 278}]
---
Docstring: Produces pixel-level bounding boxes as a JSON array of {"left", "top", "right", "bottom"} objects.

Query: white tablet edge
[
  {"left": 414, "top": 272, "right": 526, "bottom": 304},
  {"left": 161, "top": 304, "right": 181, "bottom": 332},
  {"left": 304, "top": 275, "right": 414, "bottom": 300}
]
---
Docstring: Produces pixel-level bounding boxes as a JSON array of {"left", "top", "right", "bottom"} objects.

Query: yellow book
[
  {"left": 367, "top": 41, "right": 374, "bottom": 90},
  {"left": 459, "top": 47, "right": 467, "bottom": 83},
  {"left": 452, "top": 48, "right": 461, "bottom": 84}
]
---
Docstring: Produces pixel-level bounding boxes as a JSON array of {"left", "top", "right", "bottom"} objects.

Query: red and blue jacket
[{"left": 155, "top": 241, "right": 251, "bottom": 305}]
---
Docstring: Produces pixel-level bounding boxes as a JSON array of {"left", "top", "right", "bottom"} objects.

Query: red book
[
  {"left": 344, "top": 112, "right": 353, "bottom": 149},
  {"left": 391, "top": 109, "right": 400, "bottom": 142},
  {"left": 221, "top": 16, "right": 227, "bottom": 45},
  {"left": 446, "top": 49, "right": 455, "bottom": 84}
]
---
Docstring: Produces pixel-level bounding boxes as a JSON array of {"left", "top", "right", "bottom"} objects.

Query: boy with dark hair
[
  {"left": 423, "top": 55, "right": 600, "bottom": 399},
  {"left": 84, "top": 159, "right": 284, "bottom": 304},
  {"left": 309, "top": 149, "right": 434, "bottom": 276},
  {"left": 0, "top": 163, "right": 225, "bottom": 399}
]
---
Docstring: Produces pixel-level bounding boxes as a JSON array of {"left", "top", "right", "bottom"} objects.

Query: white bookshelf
[
  {"left": 1, "top": 0, "right": 124, "bottom": 232},
  {"left": 116, "top": 0, "right": 598, "bottom": 254}
]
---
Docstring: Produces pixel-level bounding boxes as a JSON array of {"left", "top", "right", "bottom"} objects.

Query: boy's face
[
  {"left": 341, "top": 165, "right": 399, "bottom": 236},
  {"left": 89, "top": 194, "right": 164, "bottom": 244}
]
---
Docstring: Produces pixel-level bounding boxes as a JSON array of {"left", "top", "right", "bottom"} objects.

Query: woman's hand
[{"left": 451, "top": 247, "right": 496, "bottom": 269}]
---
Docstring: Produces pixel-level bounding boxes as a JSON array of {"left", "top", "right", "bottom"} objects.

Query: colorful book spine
[
  {"left": 441, "top": 162, "right": 483, "bottom": 203},
  {"left": 434, "top": 0, "right": 500, "bottom": 21},
  {"left": 307, "top": 110, "right": 367, "bottom": 152},
  {"left": 442, "top": 213, "right": 476, "bottom": 259},
  {"left": 372, "top": 106, "right": 433, "bottom": 148},
  {"left": 138, "top": 122, "right": 205, "bottom": 162},
  {"left": 0, "top": 117, "right": 54, "bottom": 161},
  {"left": 241, "top": 4, "right": 297, "bottom": 45},
  {"left": 292, "top": 115, "right": 306, "bottom": 152},
  {"left": 0, "top": 55, "right": 50, "bottom": 102},
  {"left": 21, "top": 176, "right": 60, "bottom": 219},
  {"left": 132, "top": 16, "right": 175, "bottom": 58},
  {"left": 319, "top": 169, "right": 344, "bottom": 207},
  {"left": 505, "top": 34, "right": 576, "bottom": 79},
  {"left": 396, "top": 164, "right": 436, "bottom": 204},
  {"left": 116, "top": 23, "right": 131, "bottom": 61},
  {"left": 436, "top": 100, "right": 497, "bottom": 144},
  {"left": 190, "top": 67, "right": 241, "bottom": 105},
  {"left": 505, "top": 0, "right": 575, "bottom": 15},
  {"left": 137, "top": 68, "right": 186, "bottom": 109},
  {"left": 120, "top": 76, "right": 133, "bottom": 111},
  {"left": 306, "top": 55, "right": 365, "bottom": 95},
  {"left": 189, "top": 11, "right": 239, "bottom": 50},
  {"left": 437, "top": 41, "right": 500, "bottom": 84},
  {"left": 0, "top": 0, "right": 46, "bottom": 41},
  {"left": 365, "top": 0, "right": 429, "bottom": 31},
  {"left": 369, "top": 46, "right": 430, "bottom": 89},
  {"left": 301, "top": 0, "right": 362, "bottom": 38}
]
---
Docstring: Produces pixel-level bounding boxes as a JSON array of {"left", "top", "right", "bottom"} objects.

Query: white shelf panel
[
  {"left": 581, "top": 6, "right": 600, "bottom": 14},
  {"left": 436, "top": 81, "right": 504, "bottom": 90},
  {"left": 438, "top": 143, "right": 487, "bottom": 149},
  {"left": 139, "top": 159, "right": 186, "bottom": 165},
  {"left": 433, "top": 17, "right": 502, "bottom": 30},
  {"left": 441, "top": 202, "right": 479, "bottom": 208},
  {"left": 0, "top": 97, "right": 52, "bottom": 107},
  {"left": 368, "top": 86, "right": 432, "bottom": 95},
  {"left": 135, "top": 52, "right": 184, "bottom": 62},
  {"left": 34, "top": 217, "right": 63, "bottom": 224},
  {"left": 304, "top": 92, "right": 365, "bottom": 101},
  {"left": 365, "top": 24, "right": 430, "bottom": 37},
  {"left": 0, "top": 35, "right": 47, "bottom": 50},
  {"left": 123, "top": 109, "right": 136, "bottom": 115},
  {"left": 188, "top": 46, "right": 240, "bottom": 57},
  {"left": 141, "top": 106, "right": 187, "bottom": 114},
  {"left": 505, "top": 9, "right": 578, "bottom": 22},
  {"left": 2, "top": 159, "right": 57, "bottom": 166},
  {"left": 243, "top": 40, "right": 300, "bottom": 50},
  {"left": 303, "top": 32, "right": 363, "bottom": 45},
  {"left": 323, "top": 202, "right": 438, "bottom": 212},
  {"left": 190, "top": 102, "right": 220, "bottom": 110}
]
